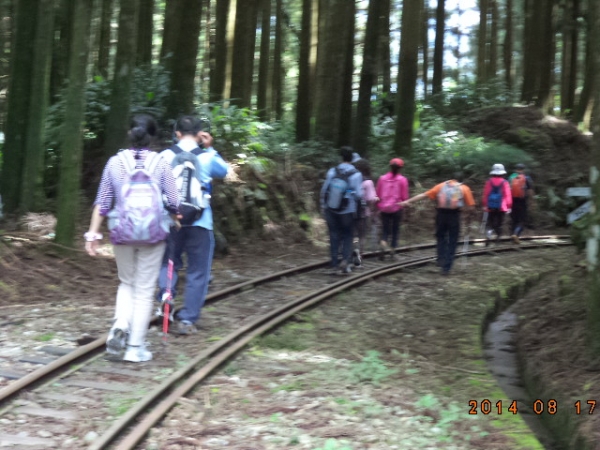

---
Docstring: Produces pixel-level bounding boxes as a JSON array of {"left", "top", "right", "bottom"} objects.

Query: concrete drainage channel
[{"left": 482, "top": 274, "right": 559, "bottom": 450}]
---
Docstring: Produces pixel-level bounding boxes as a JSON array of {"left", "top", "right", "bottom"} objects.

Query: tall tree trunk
[
  {"left": 272, "top": 0, "right": 283, "bottom": 119},
  {"left": 230, "top": 0, "right": 259, "bottom": 107},
  {"left": 394, "top": 0, "right": 422, "bottom": 156},
  {"left": 54, "top": 0, "right": 93, "bottom": 247},
  {"left": 379, "top": 0, "right": 391, "bottom": 94},
  {"left": 0, "top": 0, "right": 37, "bottom": 213},
  {"left": 575, "top": 0, "right": 594, "bottom": 126},
  {"left": 209, "top": 0, "right": 230, "bottom": 102},
  {"left": 586, "top": 0, "right": 600, "bottom": 355},
  {"left": 50, "top": 0, "right": 75, "bottom": 100},
  {"left": 315, "top": 0, "right": 352, "bottom": 143},
  {"left": 160, "top": 0, "right": 178, "bottom": 62},
  {"left": 561, "top": 0, "right": 578, "bottom": 116},
  {"left": 96, "top": 0, "right": 113, "bottom": 78},
  {"left": 136, "top": 0, "right": 153, "bottom": 66},
  {"left": 488, "top": 0, "right": 498, "bottom": 78},
  {"left": 164, "top": 0, "right": 203, "bottom": 118},
  {"left": 503, "top": 0, "right": 513, "bottom": 89},
  {"left": 338, "top": 0, "right": 355, "bottom": 148},
  {"left": 432, "top": 0, "right": 445, "bottom": 95},
  {"left": 256, "top": 0, "right": 271, "bottom": 120},
  {"left": 0, "top": 0, "right": 14, "bottom": 129},
  {"left": 536, "top": 0, "right": 555, "bottom": 111},
  {"left": 103, "top": 0, "right": 139, "bottom": 158},
  {"left": 421, "top": 3, "right": 429, "bottom": 98},
  {"left": 21, "top": 0, "right": 55, "bottom": 212},
  {"left": 296, "top": 0, "right": 314, "bottom": 142},
  {"left": 353, "top": 0, "right": 382, "bottom": 156},
  {"left": 476, "top": 0, "right": 488, "bottom": 84}
]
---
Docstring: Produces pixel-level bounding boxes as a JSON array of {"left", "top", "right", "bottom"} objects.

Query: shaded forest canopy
[{"left": 0, "top": 0, "right": 595, "bottom": 246}]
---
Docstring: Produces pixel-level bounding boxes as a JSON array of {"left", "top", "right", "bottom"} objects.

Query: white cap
[{"left": 490, "top": 163, "right": 506, "bottom": 175}]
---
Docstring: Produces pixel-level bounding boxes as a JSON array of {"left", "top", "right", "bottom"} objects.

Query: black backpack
[{"left": 170, "top": 145, "right": 208, "bottom": 225}]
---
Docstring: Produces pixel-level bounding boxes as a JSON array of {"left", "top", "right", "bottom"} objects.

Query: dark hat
[{"left": 515, "top": 163, "right": 526, "bottom": 170}]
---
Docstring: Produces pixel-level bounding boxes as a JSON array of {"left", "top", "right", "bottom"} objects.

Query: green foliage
[
  {"left": 366, "top": 108, "right": 534, "bottom": 183},
  {"left": 430, "top": 79, "right": 516, "bottom": 117},
  {"left": 313, "top": 439, "right": 353, "bottom": 450},
  {"left": 196, "top": 103, "right": 264, "bottom": 161},
  {"left": 570, "top": 212, "right": 593, "bottom": 253},
  {"left": 349, "top": 350, "right": 398, "bottom": 386},
  {"left": 34, "top": 332, "right": 55, "bottom": 342}
]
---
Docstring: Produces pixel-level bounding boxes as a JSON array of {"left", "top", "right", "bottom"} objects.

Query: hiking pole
[
  {"left": 461, "top": 234, "right": 469, "bottom": 268},
  {"left": 479, "top": 211, "right": 488, "bottom": 235},
  {"left": 161, "top": 258, "right": 174, "bottom": 342}
]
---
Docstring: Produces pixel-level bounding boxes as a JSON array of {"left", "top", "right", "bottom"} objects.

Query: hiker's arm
[
  {"left": 208, "top": 153, "right": 229, "bottom": 180},
  {"left": 400, "top": 192, "right": 428, "bottom": 207},
  {"left": 85, "top": 205, "right": 105, "bottom": 257},
  {"left": 197, "top": 131, "right": 213, "bottom": 149}
]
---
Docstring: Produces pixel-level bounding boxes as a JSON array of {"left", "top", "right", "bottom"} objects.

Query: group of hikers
[
  {"left": 82, "top": 123, "right": 534, "bottom": 363},
  {"left": 321, "top": 147, "right": 534, "bottom": 276},
  {"left": 84, "top": 114, "right": 228, "bottom": 363}
]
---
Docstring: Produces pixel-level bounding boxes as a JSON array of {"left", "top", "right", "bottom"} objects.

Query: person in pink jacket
[
  {"left": 482, "top": 163, "right": 513, "bottom": 245},
  {"left": 376, "top": 158, "right": 409, "bottom": 255}
]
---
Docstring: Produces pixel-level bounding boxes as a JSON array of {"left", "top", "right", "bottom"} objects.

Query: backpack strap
[
  {"left": 144, "top": 152, "right": 163, "bottom": 175},
  {"left": 117, "top": 150, "right": 136, "bottom": 173},
  {"left": 171, "top": 144, "right": 204, "bottom": 156}
]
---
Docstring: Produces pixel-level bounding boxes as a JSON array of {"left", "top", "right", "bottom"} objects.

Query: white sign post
[
  {"left": 566, "top": 187, "right": 591, "bottom": 198},
  {"left": 567, "top": 187, "right": 592, "bottom": 224},
  {"left": 568, "top": 201, "right": 592, "bottom": 224}
]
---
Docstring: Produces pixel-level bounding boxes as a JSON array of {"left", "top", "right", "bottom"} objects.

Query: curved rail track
[{"left": 0, "top": 235, "right": 571, "bottom": 449}]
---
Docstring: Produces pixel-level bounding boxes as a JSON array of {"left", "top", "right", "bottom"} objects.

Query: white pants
[{"left": 112, "top": 242, "right": 166, "bottom": 346}]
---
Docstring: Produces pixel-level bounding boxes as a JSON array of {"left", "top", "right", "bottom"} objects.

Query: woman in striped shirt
[{"left": 84, "top": 114, "right": 179, "bottom": 363}]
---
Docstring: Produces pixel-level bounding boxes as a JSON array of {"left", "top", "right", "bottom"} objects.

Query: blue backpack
[{"left": 487, "top": 180, "right": 506, "bottom": 210}]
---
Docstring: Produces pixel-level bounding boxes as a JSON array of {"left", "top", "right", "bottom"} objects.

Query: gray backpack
[{"left": 325, "top": 168, "right": 357, "bottom": 211}]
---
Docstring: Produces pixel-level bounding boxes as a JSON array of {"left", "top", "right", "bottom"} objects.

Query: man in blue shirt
[
  {"left": 320, "top": 146, "right": 363, "bottom": 274},
  {"left": 158, "top": 116, "right": 229, "bottom": 334}
]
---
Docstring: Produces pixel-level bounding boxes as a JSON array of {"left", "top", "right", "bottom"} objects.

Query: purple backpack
[{"left": 108, "top": 151, "right": 170, "bottom": 245}]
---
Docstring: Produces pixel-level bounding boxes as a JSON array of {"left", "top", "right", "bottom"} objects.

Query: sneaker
[
  {"left": 352, "top": 249, "right": 362, "bottom": 266},
  {"left": 123, "top": 345, "right": 152, "bottom": 362},
  {"left": 511, "top": 234, "right": 520, "bottom": 244},
  {"left": 485, "top": 230, "right": 493, "bottom": 247},
  {"left": 339, "top": 260, "right": 352, "bottom": 274},
  {"left": 175, "top": 320, "right": 198, "bottom": 335},
  {"left": 106, "top": 328, "right": 127, "bottom": 355}
]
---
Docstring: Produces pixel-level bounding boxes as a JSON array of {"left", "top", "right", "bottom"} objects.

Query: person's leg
[
  {"left": 391, "top": 210, "right": 402, "bottom": 248},
  {"left": 176, "top": 227, "right": 214, "bottom": 326},
  {"left": 128, "top": 242, "right": 166, "bottom": 347},
  {"left": 156, "top": 228, "right": 186, "bottom": 301},
  {"left": 435, "top": 212, "right": 448, "bottom": 267},
  {"left": 444, "top": 212, "right": 460, "bottom": 272},
  {"left": 339, "top": 213, "right": 354, "bottom": 266},
  {"left": 107, "top": 244, "right": 135, "bottom": 355},
  {"left": 112, "top": 245, "right": 136, "bottom": 331},
  {"left": 325, "top": 209, "right": 341, "bottom": 267},
  {"left": 380, "top": 212, "right": 391, "bottom": 245},
  {"left": 512, "top": 198, "right": 526, "bottom": 237}
]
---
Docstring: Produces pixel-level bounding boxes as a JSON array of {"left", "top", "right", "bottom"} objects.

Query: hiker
[
  {"left": 320, "top": 146, "right": 363, "bottom": 274},
  {"left": 85, "top": 114, "right": 180, "bottom": 362},
  {"left": 375, "top": 158, "right": 409, "bottom": 258},
  {"left": 482, "top": 163, "right": 512, "bottom": 245},
  {"left": 352, "top": 158, "right": 378, "bottom": 264},
  {"left": 400, "top": 173, "right": 475, "bottom": 275},
  {"left": 508, "top": 163, "right": 534, "bottom": 244},
  {"left": 157, "top": 116, "right": 229, "bottom": 335}
]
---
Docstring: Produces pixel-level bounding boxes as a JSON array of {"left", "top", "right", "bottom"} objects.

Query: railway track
[{"left": 0, "top": 235, "right": 570, "bottom": 449}]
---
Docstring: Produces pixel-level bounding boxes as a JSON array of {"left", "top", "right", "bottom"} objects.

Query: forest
[
  {"left": 0, "top": 0, "right": 598, "bottom": 242},
  {"left": 1, "top": 0, "right": 600, "bottom": 447}
]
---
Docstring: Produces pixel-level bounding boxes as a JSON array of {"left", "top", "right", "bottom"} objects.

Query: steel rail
[
  {"left": 106, "top": 238, "right": 572, "bottom": 450},
  {"left": 0, "top": 235, "right": 568, "bottom": 407}
]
